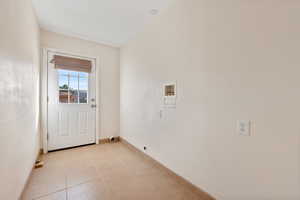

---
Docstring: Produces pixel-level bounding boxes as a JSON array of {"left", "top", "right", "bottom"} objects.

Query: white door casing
[{"left": 47, "top": 51, "right": 97, "bottom": 151}]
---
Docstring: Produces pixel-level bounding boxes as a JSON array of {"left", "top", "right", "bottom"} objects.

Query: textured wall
[
  {"left": 0, "top": 0, "right": 41, "bottom": 199},
  {"left": 120, "top": 0, "right": 300, "bottom": 199}
]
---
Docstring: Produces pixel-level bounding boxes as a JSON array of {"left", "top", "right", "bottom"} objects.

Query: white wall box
[{"left": 163, "top": 82, "right": 177, "bottom": 108}]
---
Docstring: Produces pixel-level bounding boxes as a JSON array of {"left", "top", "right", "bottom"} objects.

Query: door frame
[{"left": 41, "top": 48, "right": 102, "bottom": 153}]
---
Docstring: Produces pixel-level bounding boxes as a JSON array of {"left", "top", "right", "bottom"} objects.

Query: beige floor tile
[
  {"left": 66, "top": 166, "right": 98, "bottom": 187},
  {"left": 67, "top": 179, "right": 115, "bottom": 200},
  {"left": 22, "top": 167, "right": 66, "bottom": 200},
  {"left": 23, "top": 143, "right": 208, "bottom": 200}
]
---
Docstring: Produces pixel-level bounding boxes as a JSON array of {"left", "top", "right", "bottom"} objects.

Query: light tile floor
[{"left": 22, "top": 143, "right": 205, "bottom": 200}]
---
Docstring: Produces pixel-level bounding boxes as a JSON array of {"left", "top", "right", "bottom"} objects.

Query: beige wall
[
  {"left": 0, "top": 0, "right": 41, "bottom": 199},
  {"left": 41, "top": 30, "right": 120, "bottom": 140},
  {"left": 120, "top": 0, "right": 300, "bottom": 199}
]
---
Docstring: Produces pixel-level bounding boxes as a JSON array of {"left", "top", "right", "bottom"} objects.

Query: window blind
[{"left": 50, "top": 55, "right": 92, "bottom": 73}]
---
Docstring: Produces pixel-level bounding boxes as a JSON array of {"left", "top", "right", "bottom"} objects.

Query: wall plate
[{"left": 237, "top": 120, "right": 251, "bottom": 136}]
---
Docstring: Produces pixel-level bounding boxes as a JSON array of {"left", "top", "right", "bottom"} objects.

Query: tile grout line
[
  {"left": 32, "top": 188, "right": 66, "bottom": 200},
  {"left": 33, "top": 174, "right": 69, "bottom": 200},
  {"left": 67, "top": 176, "right": 103, "bottom": 189}
]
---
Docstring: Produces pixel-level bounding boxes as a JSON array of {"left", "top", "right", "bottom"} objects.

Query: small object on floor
[
  {"left": 110, "top": 136, "right": 120, "bottom": 143},
  {"left": 35, "top": 160, "right": 44, "bottom": 168},
  {"left": 110, "top": 136, "right": 115, "bottom": 142}
]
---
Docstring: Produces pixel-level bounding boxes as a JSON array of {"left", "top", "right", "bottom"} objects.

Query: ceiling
[{"left": 32, "top": 0, "right": 173, "bottom": 47}]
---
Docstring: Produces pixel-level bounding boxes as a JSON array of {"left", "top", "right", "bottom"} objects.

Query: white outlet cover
[{"left": 237, "top": 120, "right": 251, "bottom": 136}]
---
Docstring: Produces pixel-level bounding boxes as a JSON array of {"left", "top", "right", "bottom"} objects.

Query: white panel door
[{"left": 47, "top": 51, "right": 96, "bottom": 151}]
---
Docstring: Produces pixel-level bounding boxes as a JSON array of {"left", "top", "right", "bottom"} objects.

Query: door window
[{"left": 58, "top": 69, "right": 89, "bottom": 104}]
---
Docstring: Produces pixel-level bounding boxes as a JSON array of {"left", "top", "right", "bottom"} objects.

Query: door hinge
[
  {"left": 47, "top": 96, "right": 49, "bottom": 102},
  {"left": 47, "top": 133, "right": 49, "bottom": 141}
]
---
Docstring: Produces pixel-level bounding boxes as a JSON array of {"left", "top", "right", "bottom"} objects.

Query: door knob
[{"left": 91, "top": 104, "right": 97, "bottom": 108}]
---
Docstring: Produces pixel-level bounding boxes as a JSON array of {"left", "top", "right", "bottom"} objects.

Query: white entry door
[{"left": 47, "top": 51, "right": 96, "bottom": 151}]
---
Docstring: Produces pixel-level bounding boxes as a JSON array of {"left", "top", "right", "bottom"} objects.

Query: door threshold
[{"left": 48, "top": 143, "right": 96, "bottom": 152}]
